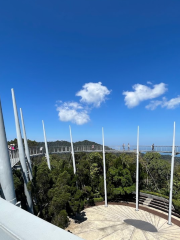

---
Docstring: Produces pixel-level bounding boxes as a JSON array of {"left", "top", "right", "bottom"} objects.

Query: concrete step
[{"left": 143, "top": 198, "right": 152, "bottom": 206}]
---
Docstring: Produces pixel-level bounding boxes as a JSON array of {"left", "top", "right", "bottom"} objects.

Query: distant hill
[
  {"left": 8, "top": 138, "right": 103, "bottom": 147},
  {"left": 74, "top": 140, "right": 102, "bottom": 147},
  {"left": 36, "top": 140, "right": 102, "bottom": 147},
  {"left": 7, "top": 139, "right": 111, "bottom": 151},
  {"left": 38, "top": 140, "right": 71, "bottom": 147}
]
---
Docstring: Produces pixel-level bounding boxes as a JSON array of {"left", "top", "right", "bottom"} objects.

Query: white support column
[
  {"left": 136, "top": 126, "right": 139, "bottom": 211},
  {"left": 20, "top": 108, "right": 33, "bottom": 180},
  {"left": 0, "top": 99, "right": 17, "bottom": 205},
  {"left": 42, "top": 120, "right": 51, "bottom": 170},
  {"left": 168, "top": 122, "right": 176, "bottom": 225},
  {"left": 102, "top": 127, "right": 107, "bottom": 207},
  {"left": 11, "top": 89, "right": 33, "bottom": 213},
  {"left": 69, "top": 126, "right": 76, "bottom": 174}
]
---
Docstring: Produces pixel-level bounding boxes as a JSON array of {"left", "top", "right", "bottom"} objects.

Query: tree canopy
[{"left": 12, "top": 151, "right": 180, "bottom": 229}]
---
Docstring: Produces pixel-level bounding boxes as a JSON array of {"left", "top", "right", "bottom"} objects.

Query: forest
[{"left": 12, "top": 151, "right": 180, "bottom": 229}]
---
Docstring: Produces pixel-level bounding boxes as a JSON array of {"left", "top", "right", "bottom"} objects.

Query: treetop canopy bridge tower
[{"left": 0, "top": 89, "right": 179, "bottom": 239}]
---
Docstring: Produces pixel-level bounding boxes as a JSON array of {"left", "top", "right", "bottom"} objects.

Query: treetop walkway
[{"left": 9, "top": 144, "right": 179, "bottom": 168}]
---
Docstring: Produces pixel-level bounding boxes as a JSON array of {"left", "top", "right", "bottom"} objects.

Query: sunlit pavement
[{"left": 66, "top": 205, "right": 180, "bottom": 240}]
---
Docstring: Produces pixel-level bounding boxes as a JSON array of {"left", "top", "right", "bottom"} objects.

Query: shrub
[
  {"left": 172, "top": 199, "right": 180, "bottom": 214},
  {"left": 51, "top": 210, "right": 69, "bottom": 229},
  {"left": 94, "top": 197, "right": 103, "bottom": 203},
  {"left": 140, "top": 190, "right": 169, "bottom": 199}
]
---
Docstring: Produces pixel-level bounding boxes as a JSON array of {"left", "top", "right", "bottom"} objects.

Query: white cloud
[
  {"left": 147, "top": 81, "right": 152, "bottom": 85},
  {"left": 56, "top": 82, "right": 111, "bottom": 124},
  {"left": 76, "top": 82, "right": 111, "bottom": 107},
  {"left": 56, "top": 101, "right": 90, "bottom": 125},
  {"left": 123, "top": 83, "right": 167, "bottom": 108},
  {"left": 146, "top": 96, "right": 180, "bottom": 110},
  {"left": 163, "top": 96, "right": 180, "bottom": 109},
  {"left": 64, "top": 102, "right": 83, "bottom": 109},
  {"left": 145, "top": 100, "right": 163, "bottom": 110}
]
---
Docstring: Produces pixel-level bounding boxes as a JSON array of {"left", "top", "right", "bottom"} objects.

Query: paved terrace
[{"left": 66, "top": 205, "right": 180, "bottom": 240}]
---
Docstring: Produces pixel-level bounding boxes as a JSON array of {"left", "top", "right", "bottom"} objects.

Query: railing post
[
  {"left": 69, "top": 126, "right": 76, "bottom": 174},
  {"left": 11, "top": 89, "right": 33, "bottom": 213},
  {"left": 102, "top": 127, "right": 107, "bottom": 207},
  {"left": 20, "top": 108, "right": 33, "bottom": 180},
  {"left": 136, "top": 126, "right": 139, "bottom": 211},
  {"left": 0, "top": 99, "right": 17, "bottom": 205},
  {"left": 42, "top": 120, "right": 51, "bottom": 170},
  {"left": 168, "top": 122, "right": 176, "bottom": 225}
]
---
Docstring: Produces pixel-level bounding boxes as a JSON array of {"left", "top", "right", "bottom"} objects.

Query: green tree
[{"left": 51, "top": 210, "right": 69, "bottom": 228}]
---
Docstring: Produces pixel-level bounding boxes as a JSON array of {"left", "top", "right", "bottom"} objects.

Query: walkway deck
[{"left": 10, "top": 145, "right": 180, "bottom": 168}]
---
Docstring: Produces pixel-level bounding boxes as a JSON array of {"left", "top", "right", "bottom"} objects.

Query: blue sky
[{"left": 0, "top": 0, "right": 180, "bottom": 146}]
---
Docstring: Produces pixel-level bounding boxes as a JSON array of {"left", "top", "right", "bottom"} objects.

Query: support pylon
[
  {"left": 136, "top": 126, "right": 139, "bottom": 211},
  {"left": 168, "top": 122, "right": 176, "bottom": 225},
  {"left": 42, "top": 120, "right": 51, "bottom": 170},
  {"left": 0, "top": 99, "right": 17, "bottom": 205},
  {"left": 69, "top": 126, "right": 76, "bottom": 174},
  {"left": 11, "top": 89, "right": 34, "bottom": 214},
  {"left": 102, "top": 127, "right": 107, "bottom": 207},
  {"left": 20, "top": 108, "right": 33, "bottom": 180}
]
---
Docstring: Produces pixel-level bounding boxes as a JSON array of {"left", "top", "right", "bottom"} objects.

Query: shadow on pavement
[
  {"left": 124, "top": 219, "right": 158, "bottom": 232},
  {"left": 72, "top": 211, "right": 87, "bottom": 224}
]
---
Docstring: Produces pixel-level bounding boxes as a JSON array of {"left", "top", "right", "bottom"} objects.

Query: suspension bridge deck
[{"left": 10, "top": 145, "right": 179, "bottom": 168}]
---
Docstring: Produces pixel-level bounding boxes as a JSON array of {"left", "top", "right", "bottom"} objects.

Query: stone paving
[{"left": 66, "top": 205, "right": 180, "bottom": 240}]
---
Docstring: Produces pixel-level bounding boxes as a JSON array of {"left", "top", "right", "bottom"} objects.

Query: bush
[
  {"left": 51, "top": 210, "right": 68, "bottom": 229},
  {"left": 94, "top": 197, "right": 103, "bottom": 203},
  {"left": 172, "top": 199, "right": 180, "bottom": 214},
  {"left": 140, "top": 190, "right": 169, "bottom": 200}
]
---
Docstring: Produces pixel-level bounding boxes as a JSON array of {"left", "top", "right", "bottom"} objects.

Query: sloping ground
[{"left": 66, "top": 205, "right": 180, "bottom": 240}]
